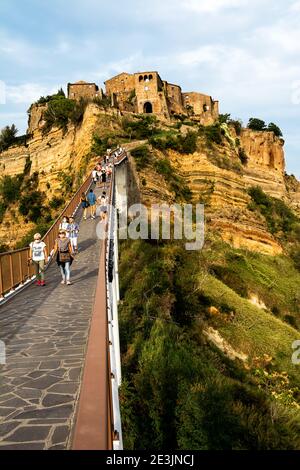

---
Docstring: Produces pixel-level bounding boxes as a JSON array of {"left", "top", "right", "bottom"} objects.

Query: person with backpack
[
  {"left": 51, "top": 229, "right": 74, "bottom": 285},
  {"left": 80, "top": 192, "right": 89, "bottom": 220},
  {"left": 28, "top": 233, "right": 48, "bottom": 286},
  {"left": 68, "top": 216, "right": 79, "bottom": 253},
  {"left": 87, "top": 188, "right": 97, "bottom": 219}
]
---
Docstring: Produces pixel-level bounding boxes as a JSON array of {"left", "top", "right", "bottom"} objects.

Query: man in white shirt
[{"left": 29, "top": 233, "right": 48, "bottom": 286}]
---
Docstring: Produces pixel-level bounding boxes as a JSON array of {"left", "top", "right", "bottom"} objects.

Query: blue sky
[{"left": 1, "top": 0, "right": 300, "bottom": 176}]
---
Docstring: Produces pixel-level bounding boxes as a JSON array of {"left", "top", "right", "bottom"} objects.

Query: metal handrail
[
  {"left": 0, "top": 171, "right": 93, "bottom": 300},
  {"left": 72, "top": 150, "right": 126, "bottom": 449}
]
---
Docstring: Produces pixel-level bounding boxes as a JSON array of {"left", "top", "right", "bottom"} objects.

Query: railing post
[
  {"left": 0, "top": 257, "right": 4, "bottom": 299},
  {"left": 18, "top": 252, "right": 23, "bottom": 285},
  {"left": 9, "top": 254, "right": 14, "bottom": 292}
]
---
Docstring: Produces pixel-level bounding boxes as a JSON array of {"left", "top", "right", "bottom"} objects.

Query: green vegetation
[
  {"left": 93, "top": 95, "right": 111, "bottom": 109},
  {"left": 119, "top": 238, "right": 300, "bottom": 449},
  {"left": 219, "top": 114, "right": 242, "bottom": 136},
  {"left": 91, "top": 133, "right": 121, "bottom": 156},
  {"left": 57, "top": 171, "right": 74, "bottom": 194},
  {"left": 208, "top": 242, "right": 300, "bottom": 328},
  {"left": 154, "top": 158, "right": 192, "bottom": 202},
  {"left": 32, "top": 88, "right": 65, "bottom": 106},
  {"left": 0, "top": 124, "right": 19, "bottom": 152},
  {"left": 130, "top": 145, "right": 152, "bottom": 171},
  {"left": 0, "top": 174, "right": 23, "bottom": 204},
  {"left": 149, "top": 130, "right": 197, "bottom": 154},
  {"left": 248, "top": 118, "right": 283, "bottom": 137},
  {"left": 122, "top": 115, "right": 158, "bottom": 140},
  {"left": 30, "top": 89, "right": 89, "bottom": 135},
  {"left": 248, "top": 186, "right": 298, "bottom": 236},
  {"left": 238, "top": 147, "right": 248, "bottom": 165},
  {"left": 248, "top": 118, "right": 267, "bottom": 131},
  {"left": 198, "top": 123, "right": 223, "bottom": 146}
]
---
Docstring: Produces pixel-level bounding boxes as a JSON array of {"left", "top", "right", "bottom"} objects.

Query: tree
[
  {"left": 267, "top": 122, "right": 283, "bottom": 137},
  {"left": 0, "top": 124, "right": 18, "bottom": 151},
  {"left": 247, "top": 118, "right": 266, "bottom": 131}
]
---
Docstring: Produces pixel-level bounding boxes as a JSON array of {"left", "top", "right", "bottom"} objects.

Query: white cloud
[{"left": 7, "top": 83, "right": 58, "bottom": 104}]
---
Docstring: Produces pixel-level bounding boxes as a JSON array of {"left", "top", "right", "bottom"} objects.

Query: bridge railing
[
  {"left": 72, "top": 150, "right": 126, "bottom": 450},
  {"left": 0, "top": 171, "right": 93, "bottom": 301}
]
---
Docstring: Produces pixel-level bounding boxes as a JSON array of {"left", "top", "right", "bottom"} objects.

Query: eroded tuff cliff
[
  {"left": 130, "top": 126, "right": 298, "bottom": 256},
  {"left": 0, "top": 103, "right": 121, "bottom": 247}
]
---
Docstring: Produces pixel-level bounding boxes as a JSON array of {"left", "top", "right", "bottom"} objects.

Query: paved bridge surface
[{"left": 0, "top": 187, "right": 103, "bottom": 450}]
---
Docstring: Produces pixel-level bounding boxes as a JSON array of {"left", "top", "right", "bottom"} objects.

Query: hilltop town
[{"left": 67, "top": 70, "right": 219, "bottom": 124}]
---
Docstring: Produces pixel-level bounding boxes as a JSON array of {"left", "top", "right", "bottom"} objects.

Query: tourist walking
[
  {"left": 51, "top": 229, "right": 74, "bottom": 285},
  {"left": 80, "top": 192, "right": 89, "bottom": 220},
  {"left": 28, "top": 233, "right": 48, "bottom": 286},
  {"left": 98, "top": 191, "right": 108, "bottom": 222},
  {"left": 87, "top": 188, "right": 97, "bottom": 219},
  {"left": 68, "top": 216, "right": 79, "bottom": 253},
  {"left": 59, "top": 216, "right": 70, "bottom": 237}
]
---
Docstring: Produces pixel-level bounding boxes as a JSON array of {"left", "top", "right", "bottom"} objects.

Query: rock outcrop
[{"left": 0, "top": 104, "right": 121, "bottom": 246}]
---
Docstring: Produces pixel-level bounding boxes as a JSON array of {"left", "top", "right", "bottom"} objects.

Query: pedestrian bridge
[{"left": 0, "top": 151, "right": 128, "bottom": 450}]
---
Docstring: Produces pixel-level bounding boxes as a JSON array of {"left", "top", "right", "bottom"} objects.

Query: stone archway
[{"left": 143, "top": 102, "right": 153, "bottom": 113}]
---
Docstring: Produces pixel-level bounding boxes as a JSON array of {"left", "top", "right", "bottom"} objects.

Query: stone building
[
  {"left": 67, "top": 81, "right": 103, "bottom": 101},
  {"left": 68, "top": 72, "right": 219, "bottom": 122},
  {"left": 182, "top": 92, "right": 219, "bottom": 121}
]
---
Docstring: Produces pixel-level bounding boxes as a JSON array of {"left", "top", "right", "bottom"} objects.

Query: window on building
[
  {"left": 144, "top": 75, "right": 148, "bottom": 81},
  {"left": 139, "top": 75, "right": 143, "bottom": 82},
  {"left": 149, "top": 74, "right": 153, "bottom": 80}
]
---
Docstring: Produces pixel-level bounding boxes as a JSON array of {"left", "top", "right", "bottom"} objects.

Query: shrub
[
  {"left": 154, "top": 158, "right": 192, "bottom": 202},
  {"left": 230, "top": 119, "right": 242, "bottom": 136},
  {"left": 42, "top": 95, "right": 76, "bottom": 134},
  {"left": 0, "top": 175, "right": 22, "bottom": 203},
  {"left": 49, "top": 196, "right": 64, "bottom": 209},
  {"left": 69, "top": 98, "right": 88, "bottom": 125},
  {"left": 248, "top": 118, "right": 267, "bottom": 131},
  {"left": 238, "top": 148, "right": 248, "bottom": 165},
  {"left": 0, "top": 201, "right": 6, "bottom": 223},
  {"left": 0, "top": 124, "right": 18, "bottom": 152},
  {"left": 93, "top": 95, "right": 111, "bottom": 109},
  {"left": 19, "top": 190, "right": 46, "bottom": 222},
  {"left": 131, "top": 145, "right": 151, "bottom": 171},
  {"left": 0, "top": 243, "right": 9, "bottom": 253},
  {"left": 149, "top": 131, "right": 197, "bottom": 154},
  {"left": 248, "top": 186, "right": 298, "bottom": 235},
  {"left": 199, "top": 124, "right": 223, "bottom": 146},
  {"left": 58, "top": 171, "right": 74, "bottom": 193},
  {"left": 122, "top": 115, "right": 158, "bottom": 140},
  {"left": 267, "top": 122, "right": 283, "bottom": 138}
]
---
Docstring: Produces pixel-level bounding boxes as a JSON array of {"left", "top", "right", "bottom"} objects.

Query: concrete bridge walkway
[{"left": 0, "top": 187, "right": 103, "bottom": 450}]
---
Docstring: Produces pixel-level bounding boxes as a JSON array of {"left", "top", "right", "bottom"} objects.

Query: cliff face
[
  {"left": 133, "top": 126, "right": 298, "bottom": 256},
  {"left": 0, "top": 104, "right": 121, "bottom": 247},
  {"left": 240, "top": 129, "right": 286, "bottom": 200}
]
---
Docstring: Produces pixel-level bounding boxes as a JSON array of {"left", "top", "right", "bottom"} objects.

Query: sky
[{"left": 0, "top": 0, "right": 300, "bottom": 176}]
